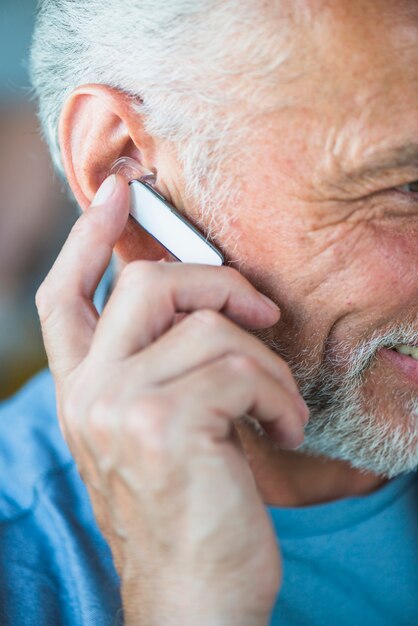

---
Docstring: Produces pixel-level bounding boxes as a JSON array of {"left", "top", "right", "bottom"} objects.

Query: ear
[
  {"left": 58, "top": 84, "right": 178, "bottom": 263},
  {"left": 59, "top": 84, "right": 156, "bottom": 210}
]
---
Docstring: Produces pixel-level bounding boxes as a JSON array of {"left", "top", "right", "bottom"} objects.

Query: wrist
[
  {"left": 123, "top": 583, "right": 270, "bottom": 626},
  {"left": 122, "top": 563, "right": 273, "bottom": 626},
  {"left": 125, "top": 608, "right": 269, "bottom": 626}
]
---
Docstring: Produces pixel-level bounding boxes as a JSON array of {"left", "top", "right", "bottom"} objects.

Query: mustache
[
  {"left": 251, "top": 316, "right": 418, "bottom": 387},
  {"left": 326, "top": 320, "right": 418, "bottom": 378}
]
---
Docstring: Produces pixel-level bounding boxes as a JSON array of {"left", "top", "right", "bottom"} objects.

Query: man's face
[{"left": 204, "top": 0, "right": 418, "bottom": 476}]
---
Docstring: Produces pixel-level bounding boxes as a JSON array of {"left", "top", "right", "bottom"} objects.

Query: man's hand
[{"left": 36, "top": 175, "right": 309, "bottom": 626}]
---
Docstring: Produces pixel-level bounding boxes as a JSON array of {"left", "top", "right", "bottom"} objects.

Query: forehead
[
  {"left": 312, "top": 3, "right": 416, "bottom": 78},
  {"left": 251, "top": 0, "right": 418, "bottom": 187},
  {"left": 283, "top": 0, "right": 418, "bottom": 103}
]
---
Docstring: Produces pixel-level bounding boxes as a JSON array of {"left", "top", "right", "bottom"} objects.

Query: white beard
[{"left": 256, "top": 322, "right": 418, "bottom": 479}]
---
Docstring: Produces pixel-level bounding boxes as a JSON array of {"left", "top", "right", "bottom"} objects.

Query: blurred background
[{"left": 0, "top": 0, "right": 76, "bottom": 399}]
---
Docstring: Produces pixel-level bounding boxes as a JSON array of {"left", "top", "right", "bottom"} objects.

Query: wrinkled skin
[
  {"left": 105, "top": 0, "right": 418, "bottom": 503},
  {"left": 187, "top": 0, "right": 418, "bottom": 501},
  {"left": 39, "top": 0, "right": 418, "bottom": 622}
]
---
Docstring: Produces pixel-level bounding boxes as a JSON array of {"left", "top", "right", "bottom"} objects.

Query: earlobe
[{"left": 58, "top": 84, "right": 155, "bottom": 212}]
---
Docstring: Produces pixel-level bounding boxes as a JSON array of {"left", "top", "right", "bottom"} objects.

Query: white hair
[
  {"left": 30, "top": 0, "right": 291, "bottom": 238},
  {"left": 30, "top": 2, "right": 418, "bottom": 478}
]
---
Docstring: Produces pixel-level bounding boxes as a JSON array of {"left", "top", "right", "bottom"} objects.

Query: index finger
[
  {"left": 91, "top": 260, "right": 281, "bottom": 360},
  {"left": 36, "top": 175, "right": 130, "bottom": 377}
]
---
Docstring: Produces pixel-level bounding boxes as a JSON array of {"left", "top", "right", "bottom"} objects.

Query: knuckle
[
  {"left": 124, "top": 395, "right": 172, "bottom": 451},
  {"left": 285, "top": 429, "right": 305, "bottom": 450},
  {"left": 35, "top": 279, "right": 55, "bottom": 321},
  {"left": 61, "top": 384, "right": 86, "bottom": 426},
  {"left": 86, "top": 398, "right": 114, "bottom": 438},
  {"left": 220, "top": 264, "right": 242, "bottom": 282},
  {"left": 71, "top": 208, "right": 112, "bottom": 237},
  {"left": 119, "top": 260, "right": 160, "bottom": 288},
  {"left": 191, "top": 308, "right": 227, "bottom": 330},
  {"left": 225, "top": 353, "right": 260, "bottom": 376},
  {"left": 69, "top": 213, "right": 94, "bottom": 238},
  {"left": 276, "top": 359, "right": 299, "bottom": 392},
  {"left": 77, "top": 395, "right": 119, "bottom": 458},
  {"left": 60, "top": 393, "right": 83, "bottom": 444},
  {"left": 220, "top": 265, "right": 252, "bottom": 290}
]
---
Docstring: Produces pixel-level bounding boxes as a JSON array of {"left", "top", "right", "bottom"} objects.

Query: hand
[{"left": 36, "top": 175, "right": 309, "bottom": 626}]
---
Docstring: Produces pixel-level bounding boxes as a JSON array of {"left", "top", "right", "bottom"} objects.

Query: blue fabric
[
  {"left": 267, "top": 472, "right": 418, "bottom": 625},
  {"left": 1, "top": 370, "right": 417, "bottom": 625},
  {"left": 0, "top": 370, "right": 122, "bottom": 625}
]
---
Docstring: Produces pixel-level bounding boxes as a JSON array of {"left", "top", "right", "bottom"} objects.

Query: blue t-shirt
[{"left": 1, "top": 370, "right": 417, "bottom": 625}]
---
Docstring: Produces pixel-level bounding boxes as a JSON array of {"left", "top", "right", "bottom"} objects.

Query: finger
[
  {"left": 128, "top": 309, "right": 301, "bottom": 399},
  {"left": 36, "top": 175, "right": 130, "bottom": 376},
  {"left": 91, "top": 261, "right": 280, "bottom": 359},
  {"left": 160, "top": 354, "right": 306, "bottom": 449}
]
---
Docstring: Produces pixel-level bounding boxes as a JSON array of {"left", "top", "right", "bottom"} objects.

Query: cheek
[
  {"left": 331, "top": 225, "right": 418, "bottom": 321},
  {"left": 228, "top": 216, "right": 417, "bottom": 357}
]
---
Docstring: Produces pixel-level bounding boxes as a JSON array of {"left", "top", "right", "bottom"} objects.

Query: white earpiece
[{"left": 109, "top": 157, "right": 224, "bottom": 266}]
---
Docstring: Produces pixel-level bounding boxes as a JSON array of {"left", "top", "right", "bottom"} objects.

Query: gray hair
[
  {"left": 30, "top": 0, "right": 291, "bottom": 236},
  {"left": 254, "top": 320, "right": 418, "bottom": 478}
]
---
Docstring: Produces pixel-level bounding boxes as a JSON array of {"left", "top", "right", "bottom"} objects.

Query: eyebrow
[{"left": 342, "top": 142, "right": 418, "bottom": 182}]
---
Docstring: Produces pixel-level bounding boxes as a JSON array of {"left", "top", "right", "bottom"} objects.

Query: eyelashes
[{"left": 395, "top": 180, "right": 418, "bottom": 197}]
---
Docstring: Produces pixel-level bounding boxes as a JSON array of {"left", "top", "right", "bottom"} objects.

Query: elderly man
[{"left": 0, "top": 0, "right": 417, "bottom": 624}]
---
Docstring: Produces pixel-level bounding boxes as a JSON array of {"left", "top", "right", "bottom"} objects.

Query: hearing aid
[{"left": 109, "top": 157, "right": 224, "bottom": 266}]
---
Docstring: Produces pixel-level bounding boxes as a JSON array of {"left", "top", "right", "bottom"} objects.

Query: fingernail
[
  {"left": 91, "top": 175, "right": 117, "bottom": 207},
  {"left": 258, "top": 293, "right": 280, "bottom": 313}
]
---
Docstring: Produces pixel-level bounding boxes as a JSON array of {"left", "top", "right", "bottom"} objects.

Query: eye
[{"left": 397, "top": 180, "right": 418, "bottom": 195}]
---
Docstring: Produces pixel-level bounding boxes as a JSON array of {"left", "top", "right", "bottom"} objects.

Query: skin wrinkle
[
  {"left": 35, "top": 0, "right": 418, "bottom": 505},
  {"left": 321, "top": 141, "right": 418, "bottom": 199},
  {"left": 297, "top": 320, "right": 418, "bottom": 475},
  {"left": 201, "top": 0, "right": 418, "bottom": 491},
  {"left": 229, "top": 97, "right": 418, "bottom": 494},
  {"left": 308, "top": 104, "right": 418, "bottom": 193}
]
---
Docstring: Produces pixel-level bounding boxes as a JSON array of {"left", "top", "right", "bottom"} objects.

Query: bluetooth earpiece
[
  {"left": 109, "top": 156, "right": 157, "bottom": 186},
  {"left": 109, "top": 157, "right": 224, "bottom": 266}
]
